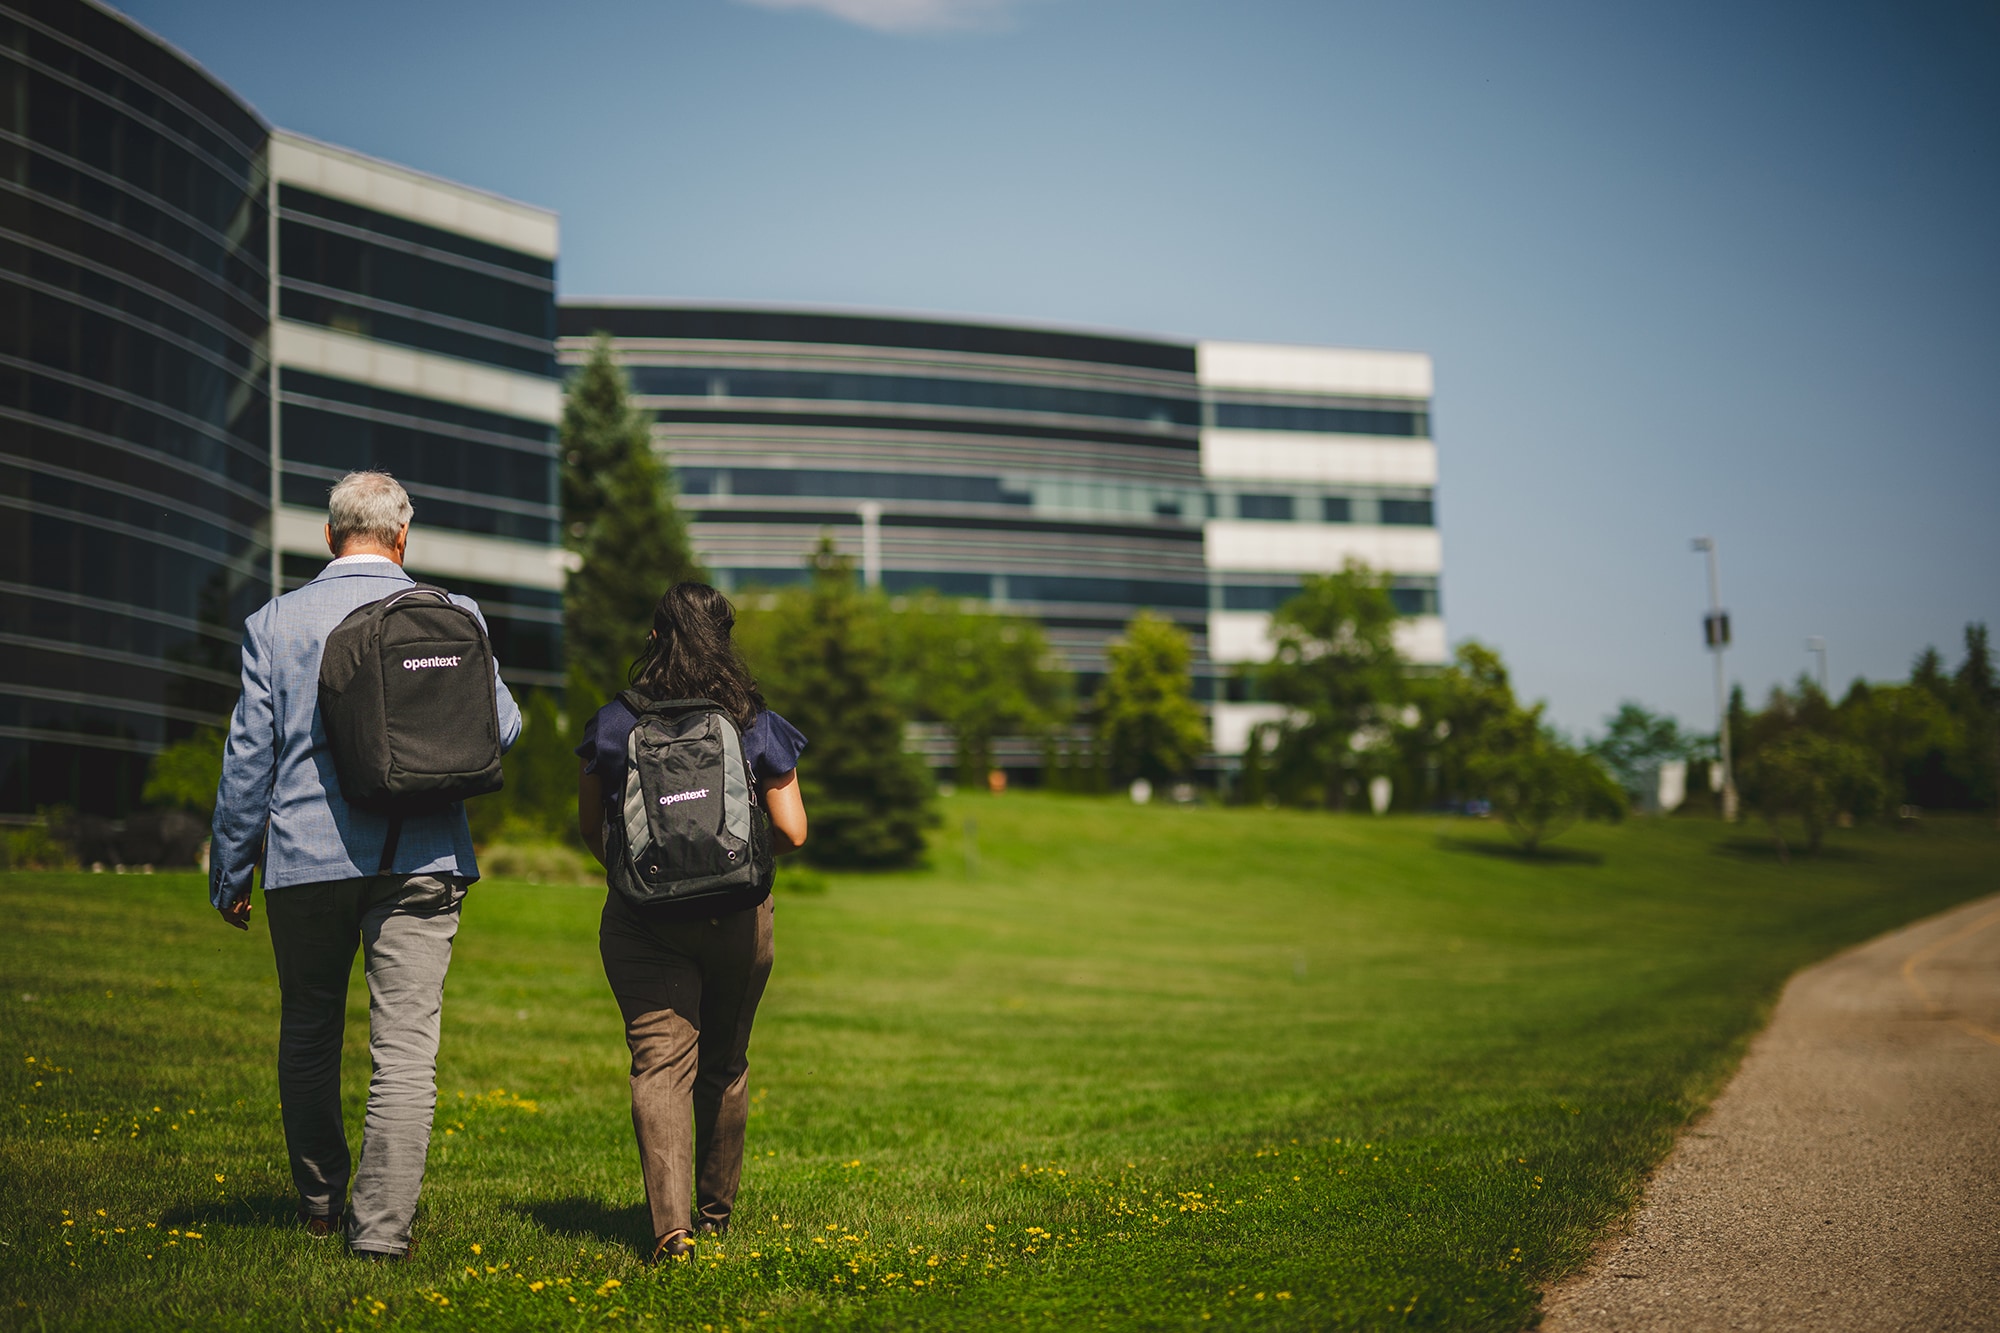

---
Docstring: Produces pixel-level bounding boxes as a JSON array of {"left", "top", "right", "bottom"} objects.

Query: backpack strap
[{"left": 377, "top": 814, "right": 403, "bottom": 876}]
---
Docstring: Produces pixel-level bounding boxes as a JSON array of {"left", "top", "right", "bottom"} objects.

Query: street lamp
[
  {"left": 1806, "top": 636, "right": 1827, "bottom": 694},
  {"left": 1691, "top": 537, "right": 1738, "bottom": 821}
]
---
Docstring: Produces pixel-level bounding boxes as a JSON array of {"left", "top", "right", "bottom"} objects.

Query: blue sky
[{"left": 126, "top": 0, "right": 1999, "bottom": 734}]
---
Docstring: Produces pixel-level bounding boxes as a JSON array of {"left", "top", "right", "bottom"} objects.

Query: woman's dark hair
[{"left": 626, "top": 582, "right": 765, "bottom": 726}]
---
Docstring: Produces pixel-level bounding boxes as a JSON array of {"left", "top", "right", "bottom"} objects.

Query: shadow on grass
[
  {"left": 1710, "top": 836, "right": 1878, "bottom": 864},
  {"left": 158, "top": 1191, "right": 299, "bottom": 1230},
  {"left": 1434, "top": 835, "right": 1605, "bottom": 866},
  {"left": 518, "top": 1197, "right": 652, "bottom": 1252}
]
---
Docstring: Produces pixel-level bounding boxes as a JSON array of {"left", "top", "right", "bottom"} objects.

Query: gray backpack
[{"left": 605, "top": 691, "right": 774, "bottom": 912}]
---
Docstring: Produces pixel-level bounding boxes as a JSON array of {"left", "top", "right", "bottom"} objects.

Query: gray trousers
[
  {"left": 599, "top": 892, "right": 774, "bottom": 1241},
  {"left": 265, "top": 873, "right": 466, "bottom": 1255}
]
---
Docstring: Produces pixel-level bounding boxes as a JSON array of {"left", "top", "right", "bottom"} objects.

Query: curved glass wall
[
  {"left": 561, "top": 304, "right": 1213, "bottom": 693},
  {"left": 0, "top": 0, "right": 271, "bottom": 816}
]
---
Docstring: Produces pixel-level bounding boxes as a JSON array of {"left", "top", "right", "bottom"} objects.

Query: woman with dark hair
[{"left": 574, "top": 582, "right": 807, "bottom": 1263}]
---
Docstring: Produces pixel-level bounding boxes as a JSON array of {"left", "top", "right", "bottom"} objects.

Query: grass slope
[{"left": 2, "top": 797, "right": 1993, "bottom": 1331}]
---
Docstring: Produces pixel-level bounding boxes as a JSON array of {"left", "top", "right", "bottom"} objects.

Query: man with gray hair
[{"left": 210, "top": 470, "right": 521, "bottom": 1259}]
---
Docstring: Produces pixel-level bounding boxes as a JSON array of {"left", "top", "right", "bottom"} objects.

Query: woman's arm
[
  {"left": 762, "top": 769, "right": 807, "bottom": 852},
  {"left": 577, "top": 759, "right": 606, "bottom": 867}
]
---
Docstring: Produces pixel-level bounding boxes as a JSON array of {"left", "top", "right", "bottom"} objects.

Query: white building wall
[
  {"left": 1199, "top": 341, "right": 1444, "bottom": 755},
  {"left": 268, "top": 132, "right": 562, "bottom": 579}
]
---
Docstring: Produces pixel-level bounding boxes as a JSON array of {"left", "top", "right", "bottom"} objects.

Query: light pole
[
  {"left": 1806, "top": 636, "right": 1827, "bottom": 694},
  {"left": 1691, "top": 537, "right": 1738, "bottom": 821}
]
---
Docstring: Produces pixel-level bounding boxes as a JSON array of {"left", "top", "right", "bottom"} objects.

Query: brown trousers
[{"left": 598, "top": 891, "right": 774, "bottom": 1241}]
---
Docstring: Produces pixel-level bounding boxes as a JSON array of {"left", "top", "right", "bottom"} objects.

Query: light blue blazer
[{"left": 209, "top": 558, "right": 522, "bottom": 907}]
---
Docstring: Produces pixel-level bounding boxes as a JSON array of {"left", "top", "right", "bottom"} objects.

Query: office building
[
  {"left": 559, "top": 305, "right": 1442, "bottom": 765},
  {"left": 1, "top": 0, "right": 563, "bottom": 817}
]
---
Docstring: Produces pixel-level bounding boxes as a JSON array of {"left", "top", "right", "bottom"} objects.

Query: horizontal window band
[
  {"left": 279, "top": 461, "right": 557, "bottom": 518},
  {"left": 559, "top": 305, "right": 1195, "bottom": 374},
  {"left": 0, "top": 491, "right": 265, "bottom": 566},
  {"left": 278, "top": 368, "right": 557, "bottom": 446},
  {"left": 0, "top": 351, "right": 271, "bottom": 467},
  {"left": 0, "top": 270, "right": 267, "bottom": 396},
  {"left": 1210, "top": 401, "right": 1429, "bottom": 436},
  {"left": 0, "top": 580, "right": 243, "bottom": 645},
  {"left": 688, "top": 507, "right": 1203, "bottom": 543},
  {"left": 0, "top": 408, "right": 269, "bottom": 510},
  {"left": 277, "top": 473, "right": 556, "bottom": 546},
  {"left": 279, "top": 288, "right": 556, "bottom": 379},
  {"left": 0, "top": 725, "right": 164, "bottom": 757},
  {"left": 278, "top": 276, "right": 555, "bottom": 354},
  {"left": 0, "top": 630, "right": 240, "bottom": 689},
  {"left": 0, "top": 456, "right": 264, "bottom": 544},
  {"left": 276, "top": 208, "right": 555, "bottom": 292},
  {"left": 0, "top": 36, "right": 262, "bottom": 188},
  {"left": 651, "top": 408, "right": 1198, "bottom": 453},
  {"left": 279, "top": 185, "right": 555, "bottom": 281},
  {"left": 0, "top": 219, "right": 265, "bottom": 354},
  {"left": 0, "top": 681, "right": 226, "bottom": 729},
  {"left": 623, "top": 366, "right": 1199, "bottom": 428},
  {"left": 0, "top": 123, "right": 262, "bottom": 272}
]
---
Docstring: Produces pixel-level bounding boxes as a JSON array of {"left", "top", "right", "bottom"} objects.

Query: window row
[
  {"left": 281, "top": 287, "right": 555, "bottom": 379},
  {"left": 2, "top": 74, "right": 266, "bottom": 284},
  {"left": 280, "top": 369, "right": 557, "bottom": 446},
  {"left": 2, "top": 170, "right": 267, "bottom": 341},
  {"left": 3, "top": 7, "right": 262, "bottom": 191},
  {"left": 279, "top": 469, "right": 557, "bottom": 546},
  {"left": 1210, "top": 400, "right": 1428, "bottom": 437},
  {"left": 1218, "top": 577, "right": 1440, "bottom": 617},
  {"left": 625, "top": 365, "right": 1201, "bottom": 429},
  {"left": 679, "top": 466, "right": 1031, "bottom": 507},
  {"left": 1223, "top": 493, "right": 1435, "bottom": 526},
  {"left": 0, "top": 509, "right": 268, "bottom": 631},
  {"left": 721, "top": 566, "right": 1210, "bottom": 610},
  {"left": 278, "top": 217, "right": 555, "bottom": 344},
  {"left": 279, "top": 186, "right": 553, "bottom": 283},
  {"left": 3, "top": 231, "right": 263, "bottom": 369},
  {"left": 3, "top": 403, "right": 268, "bottom": 507},
  {"left": 280, "top": 400, "right": 557, "bottom": 506},
  {"left": 2, "top": 277, "right": 270, "bottom": 454}
]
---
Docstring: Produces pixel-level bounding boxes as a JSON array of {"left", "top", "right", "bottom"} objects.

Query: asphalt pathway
[{"left": 1541, "top": 890, "right": 2000, "bottom": 1333}]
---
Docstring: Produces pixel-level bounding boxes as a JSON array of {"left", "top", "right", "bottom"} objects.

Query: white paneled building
[{"left": 1198, "top": 341, "right": 1443, "bottom": 757}]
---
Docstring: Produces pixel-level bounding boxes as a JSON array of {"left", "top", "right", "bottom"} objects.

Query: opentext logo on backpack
[
  {"left": 659, "top": 789, "right": 710, "bottom": 806},
  {"left": 403, "top": 655, "right": 462, "bottom": 670}
]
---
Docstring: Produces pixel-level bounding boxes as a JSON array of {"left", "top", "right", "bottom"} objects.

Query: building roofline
[{"left": 270, "top": 128, "right": 558, "bottom": 224}]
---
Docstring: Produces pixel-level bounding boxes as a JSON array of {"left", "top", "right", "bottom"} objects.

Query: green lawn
[{"left": 3, "top": 796, "right": 1994, "bottom": 1331}]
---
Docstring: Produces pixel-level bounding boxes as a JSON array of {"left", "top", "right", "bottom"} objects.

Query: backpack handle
[{"left": 617, "top": 691, "right": 724, "bottom": 717}]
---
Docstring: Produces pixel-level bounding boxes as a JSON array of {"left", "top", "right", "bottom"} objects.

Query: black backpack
[
  {"left": 319, "top": 584, "right": 504, "bottom": 870},
  {"left": 604, "top": 691, "right": 773, "bottom": 913}
]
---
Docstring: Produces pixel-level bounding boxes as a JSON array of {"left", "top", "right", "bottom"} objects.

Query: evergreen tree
[
  {"left": 734, "top": 540, "right": 935, "bottom": 868},
  {"left": 560, "top": 334, "right": 702, "bottom": 735},
  {"left": 1095, "top": 611, "right": 1209, "bottom": 786},
  {"left": 885, "top": 593, "right": 1068, "bottom": 786}
]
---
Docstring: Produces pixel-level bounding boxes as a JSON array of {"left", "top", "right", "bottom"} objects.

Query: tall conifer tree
[{"left": 560, "top": 334, "right": 702, "bottom": 735}]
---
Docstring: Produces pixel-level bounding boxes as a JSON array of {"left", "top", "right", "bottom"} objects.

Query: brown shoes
[
  {"left": 298, "top": 1207, "right": 341, "bottom": 1238},
  {"left": 649, "top": 1230, "right": 695, "bottom": 1264}
]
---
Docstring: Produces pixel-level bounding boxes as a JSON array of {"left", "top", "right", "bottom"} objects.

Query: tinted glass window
[
  {"left": 280, "top": 288, "right": 554, "bottom": 378},
  {"left": 1379, "top": 498, "right": 1435, "bottom": 526},
  {"left": 677, "top": 467, "right": 1030, "bottom": 506},
  {"left": 1321, "top": 496, "right": 1352, "bottom": 523},
  {"left": 1213, "top": 401, "right": 1427, "bottom": 437},
  {"left": 625, "top": 366, "right": 1198, "bottom": 427},
  {"left": 278, "top": 218, "right": 553, "bottom": 340},
  {"left": 280, "top": 402, "right": 556, "bottom": 505},
  {"left": 278, "top": 470, "right": 555, "bottom": 545},
  {"left": 280, "top": 370, "right": 555, "bottom": 445},
  {"left": 1237, "top": 494, "right": 1294, "bottom": 521},
  {"left": 279, "top": 186, "right": 554, "bottom": 281}
]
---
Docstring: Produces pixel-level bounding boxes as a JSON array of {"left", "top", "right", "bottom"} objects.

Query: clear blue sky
[{"left": 125, "top": 0, "right": 2000, "bottom": 735}]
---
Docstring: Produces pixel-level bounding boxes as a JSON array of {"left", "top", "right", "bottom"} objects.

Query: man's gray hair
[{"left": 327, "top": 471, "right": 414, "bottom": 552}]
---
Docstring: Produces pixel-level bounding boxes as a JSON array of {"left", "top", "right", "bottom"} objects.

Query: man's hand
[{"left": 217, "top": 895, "right": 253, "bottom": 931}]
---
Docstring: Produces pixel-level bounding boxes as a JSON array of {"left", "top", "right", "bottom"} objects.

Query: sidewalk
[{"left": 1542, "top": 890, "right": 2000, "bottom": 1333}]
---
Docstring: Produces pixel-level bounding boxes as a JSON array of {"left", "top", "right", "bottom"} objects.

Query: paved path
[{"left": 1542, "top": 891, "right": 2000, "bottom": 1333}]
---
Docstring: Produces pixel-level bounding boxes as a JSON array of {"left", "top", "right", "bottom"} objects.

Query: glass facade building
[
  {"left": 1, "top": 0, "right": 271, "bottom": 815},
  {"left": 559, "top": 306, "right": 1443, "bottom": 763},
  {"left": 0, "top": 0, "right": 563, "bottom": 818}
]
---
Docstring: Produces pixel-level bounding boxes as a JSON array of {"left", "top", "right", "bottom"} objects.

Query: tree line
[{"left": 44, "top": 338, "right": 1989, "bottom": 873}]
